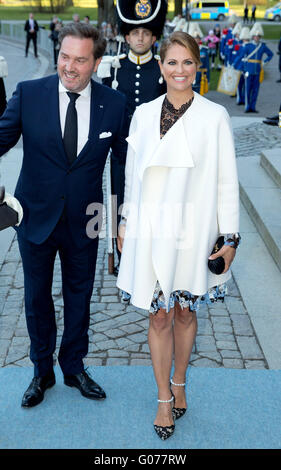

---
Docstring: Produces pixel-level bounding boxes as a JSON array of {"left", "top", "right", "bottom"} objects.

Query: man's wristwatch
[{"left": 224, "top": 232, "right": 241, "bottom": 249}]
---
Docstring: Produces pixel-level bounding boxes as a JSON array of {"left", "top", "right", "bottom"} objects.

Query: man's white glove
[{"left": 3, "top": 193, "right": 23, "bottom": 226}]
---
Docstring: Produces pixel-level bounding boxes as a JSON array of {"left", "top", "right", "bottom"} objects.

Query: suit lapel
[{"left": 44, "top": 74, "right": 69, "bottom": 167}]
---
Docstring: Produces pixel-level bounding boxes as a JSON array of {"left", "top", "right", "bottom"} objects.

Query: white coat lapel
[{"left": 127, "top": 95, "right": 195, "bottom": 181}]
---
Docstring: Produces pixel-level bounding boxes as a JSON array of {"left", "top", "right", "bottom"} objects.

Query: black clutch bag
[
  {"left": 0, "top": 186, "right": 18, "bottom": 231},
  {"left": 208, "top": 236, "right": 225, "bottom": 275}
]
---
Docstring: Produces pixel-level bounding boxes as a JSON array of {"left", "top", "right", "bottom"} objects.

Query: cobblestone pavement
[
  {"left": 1, "top": 37, "right": 280, "bottom": 372},
  {"left": 0, "top": 230, "right": 268, "bottom": 370},
  {"left": 234, "top": 122, "right": 281, "bottom": 158}
]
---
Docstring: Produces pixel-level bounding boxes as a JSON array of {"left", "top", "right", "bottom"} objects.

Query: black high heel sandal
[
  {"left": 171, "top": 378, "right": 187, "bottom": 420},
  {"left": 154, "top": 395, "right": 175, "bottom": 440}
]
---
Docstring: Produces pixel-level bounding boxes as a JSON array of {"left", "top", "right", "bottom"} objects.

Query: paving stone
[
  {"left": 197, "top": 318, "right": 213, "bottom": 335},
  {"left": 106, "top": 358, "right": 129, "bottom": 365},
  {"left": 191, "top": 358, "right": 221, "bottom": 368},
  {"left": 245, "top": 360, "right": 267, "bottom": 370},
  {"left": 216, "top": 340, "right": 238, "bottom": 350},
  {"left": 224, "top": 297, "right": 247, "bottom": 314},
  {"left": 90, "top": 312, "right": 110, "bottom": 324},
  {"left": 214, "top": 333, "right": 236, "bottom": 341},
  {"left": 130, "top": 359, "right": 152, "bottom": 365},
  {"left": 105, "top": 303, "right": 126, "bottom": 311},
  {"left": 209, "top": 308, "right": 228, "bottom": 317},
  {"left": 141, "top": 343, "right": 150, "bottom": 353},
  {"left": 195, "top": 336, "right": 217, "bottom": 352},
  {"left": 119, "top": 323, "right": 144, "bottom": 334},
  {"left": 89, "top": 339, "right": 117, "bottom": 351},
  {"left": 127, "top": 332, "right": 147, "bottom": 343},
  {"left": 84, "top": 358, "right": 103, "bottom": 366},
  {"left": 220, "top": 350, "right": 242, "bottom": 359},
  {"left": 103, "top": 280, "right": 119, "bottom": 288},
  {"left": 113, "top": 312, "right": 145, "bottom": 326},
  {"left": 105, "top": 328, "right": 125, "bottom": 339},
  {"left": 108, "top": 349, "right": 129, "bottom": 357},
  {"left": 198, "top": 352, "right": 222, "bottom": 363},
  {"left": 101, "top": 295, "right": 120, "bottom": 303},
  {"left": 92, "top": 318, "right": 119, "bottom": 332},
  {"left": 223, "top": 359, "right": 244, "bottom": 369},
  {"left": 236, "top": 336, "right": 264, "bottom": 360},
  {"left": 115, "top": 337, "right": 135, "bottom": 349},
  {"left": 100, "top": 288, "right": 118, "bottom": 295},
  {"left": 0, "top": 339, "right": 10, "bottom": 357},
  {"left": 230, "top": 314, "right": 254, "bottom": 335}
]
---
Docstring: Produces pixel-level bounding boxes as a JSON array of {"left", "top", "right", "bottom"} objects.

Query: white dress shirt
[
  {"left": 59, "top": 80, "right": 91, "bottom": 157},
  {"left": 29, "top": 19, "right": 35, "bottom": 30}
]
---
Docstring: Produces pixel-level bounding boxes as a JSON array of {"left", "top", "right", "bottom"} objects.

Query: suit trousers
[
  {"left": 25, "top": 32, "right": 38, "bottom": 57},
  {"left": 17, "top": 216, "right": 98, "bottom": 377}
]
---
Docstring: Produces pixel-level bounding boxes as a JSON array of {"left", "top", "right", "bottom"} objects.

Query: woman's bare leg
[
  {"left": 172, "top": 303, "right": 198, "bottom": 408},
  {"left": 148, "top": 307, "right": 175, "bottom": 426}
]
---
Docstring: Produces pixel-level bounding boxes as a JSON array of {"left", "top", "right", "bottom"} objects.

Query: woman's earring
[{"left": 159, "top": 75, "right": 164, "bottom": 84}]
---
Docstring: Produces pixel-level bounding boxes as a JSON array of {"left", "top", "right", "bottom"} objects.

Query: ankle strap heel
[
  {"left": 157, "top": 395, "right": 174, "bottom": 403},
  {"left": 170, "top": 378, "right": 187, "bottom": 421},
  {"left": 170, "top": 378, "right": 186, "bottom": 387}
]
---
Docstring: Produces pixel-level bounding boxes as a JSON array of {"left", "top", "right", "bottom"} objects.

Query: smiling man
[{"left": 0, "top": 22, "right": 128, "bottom": 408}]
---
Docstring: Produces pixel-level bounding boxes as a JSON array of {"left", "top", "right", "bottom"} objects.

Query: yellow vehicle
[{"left": 189, "top": 1, "right": 229, "bottom": 20}]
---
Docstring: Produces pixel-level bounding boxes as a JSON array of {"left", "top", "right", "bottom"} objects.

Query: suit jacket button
[{"left": 61, "top": 196, "right": 65, "bottom": 200}]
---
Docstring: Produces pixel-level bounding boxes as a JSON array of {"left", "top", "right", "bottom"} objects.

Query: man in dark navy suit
[
  {"left": 24, "top": 12, "right": 39, "bottom": 58},
  {"left": 0, "top": 22, "right": 128, "bottom": 407}
]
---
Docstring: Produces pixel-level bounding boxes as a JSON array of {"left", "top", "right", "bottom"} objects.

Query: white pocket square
[{"left": 99, "top": 131, "right": 112, "bottom": 139}]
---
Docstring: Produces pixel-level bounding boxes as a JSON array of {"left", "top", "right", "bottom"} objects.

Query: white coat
[{"left": 116, "top": 92, "right": 239, "bottom": 311}]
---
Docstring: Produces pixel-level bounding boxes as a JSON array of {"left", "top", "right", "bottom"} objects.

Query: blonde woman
[{"left": 117, "top": 32, "right": 240, "bottom": 440}]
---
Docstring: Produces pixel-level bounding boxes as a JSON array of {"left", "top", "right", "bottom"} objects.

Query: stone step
[
  {"left": 231, "top": 202, "right": 281, "bottom": 369},
  {"left": 260, "top": 148, "right": 281, "bottom": 190},
  {"left": 237, "top": 155, "right": 281, "bottom": 272}
]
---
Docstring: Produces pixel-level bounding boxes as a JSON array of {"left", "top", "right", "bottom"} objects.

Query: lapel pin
[{"left": 99, "top": 105, "right": 104, "bottom": 108}]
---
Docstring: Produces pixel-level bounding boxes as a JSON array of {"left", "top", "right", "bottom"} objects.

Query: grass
[
  {"left": 0, "top": 6, "right": 98, "bottom": 22},
  {"left": 0, "top": 4, "right": 280, "bottom": 39}
]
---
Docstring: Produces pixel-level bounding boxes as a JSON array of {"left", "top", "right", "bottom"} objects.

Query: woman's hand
[
  {"left": 117, "top": 222, "right": 126, "bottom": 253},
  {"left": 208, "top": 245, "right": 236, "bottom": 274}
]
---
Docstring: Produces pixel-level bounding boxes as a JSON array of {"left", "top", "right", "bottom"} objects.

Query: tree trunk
[
  {"left": 174, "top": 0, "right": 183, "bottom": 16},
  {"left": 97, "top": 0, "right": 116, "bottom": 27}
]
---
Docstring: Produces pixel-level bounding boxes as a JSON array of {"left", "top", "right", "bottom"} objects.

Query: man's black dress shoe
[
  {"left": 265, "top": 115, "right": 278, "bottom": 121},
  {"left": 263, "top": 119, "right": 278, "bottom": 126},
  {"left": 64, "top": 370, "right": 106, "bottom": 400},
  {"left": 21, "top": 371, "right": 56, "bottom": 408}
]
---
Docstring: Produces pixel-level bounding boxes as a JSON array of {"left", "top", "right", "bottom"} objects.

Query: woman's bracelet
[
  {"left": 223, "top": 233, "right": 241, "bottom": 249},
  {"left": 119, "top": 217, "right": 127, "bottom": 227}
]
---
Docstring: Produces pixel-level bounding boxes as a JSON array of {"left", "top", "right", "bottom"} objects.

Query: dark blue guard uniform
[
  {"left": 99, "top": 0, "right": 167, "bottom": 279},
  {"left": 102, "top": 49, "right": 166, "bottom": 120}
]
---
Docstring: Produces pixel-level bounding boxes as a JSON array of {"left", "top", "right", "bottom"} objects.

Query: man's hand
[
  {"left": 117, "top": 222, "right": 126, "bottom": 253},
  {"left": 208, "top": 244, "right": 236, "bottom": 274}
]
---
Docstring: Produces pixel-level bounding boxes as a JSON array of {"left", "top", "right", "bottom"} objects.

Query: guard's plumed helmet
[{"left": 116, "top": 0, "right": 168, "bottom": 38}]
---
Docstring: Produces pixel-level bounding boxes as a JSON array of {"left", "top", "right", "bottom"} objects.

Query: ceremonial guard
[
  {"left": 233, "top": 26, "right": 251, "bottom": 106},
  {"left": 237, "top": 23, "right": 273, "bottom": 113},
  {"left": 219, "top": 14, "right": 239, "bottom": 63},
  {"left": 189, "top": 22, "right": 210, "bottom": 95},
  {"left": 97, "top": 0, "right": 167, "bottom": 283}
]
